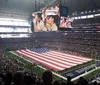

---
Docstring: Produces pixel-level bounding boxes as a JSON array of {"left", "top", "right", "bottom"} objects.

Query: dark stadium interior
[{"left": 0, "top": 0, "right": 100, "bottom": 85}]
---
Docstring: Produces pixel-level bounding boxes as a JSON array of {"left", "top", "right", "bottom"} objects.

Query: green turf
[
  {"left": 4, "top": 51, "right": 45, "bottom": 75},
  {"left": 4, "top": 51, "right": 99, "bottom": 82}
]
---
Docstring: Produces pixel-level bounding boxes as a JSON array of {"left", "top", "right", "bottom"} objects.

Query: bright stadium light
[
  {"left": 87, "top": 15, "right": 94, "bottom": 18},
  {"left": 94, "top": 14, "right": 100, "bottom": 16},
  {"left": 81, "top": 16, "right": 86, "bottom": 19}
]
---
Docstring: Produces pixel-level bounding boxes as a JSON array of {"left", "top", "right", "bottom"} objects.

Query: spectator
[
  {"left": 76, "top": 77, "right": 89, "bottom": 85},
  {"left": 0, "top": 73, "right": 4, "bottom": 84},
  {"left": 13, "top": 71, "right": 24, "bottom": 85},
  {"left": 1, "top": 72, "right": 13, "bottom": 85},
  {"left": 24, "top": 75, "right": 35, "bottom": 85},
  {"left": 42, "top": 70, "right": 53, "bottom": 85},
  {"left": 93, "top": 81, "right": 98, "bottom": 85},
  {"left": 66, "top": 76, "right": 74, "bottom": 85},
  {"left": 54, "top": 80, "right": 60, "bottom": 85}
]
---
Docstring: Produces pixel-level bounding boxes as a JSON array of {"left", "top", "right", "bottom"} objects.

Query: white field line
[{"left": 10, "top": 51, "right": 99, "bottom": 81}]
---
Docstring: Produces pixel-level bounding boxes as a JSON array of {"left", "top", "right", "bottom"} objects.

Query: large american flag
[{"left": 15, "top": 48, "right": 93, "bottom": 72}]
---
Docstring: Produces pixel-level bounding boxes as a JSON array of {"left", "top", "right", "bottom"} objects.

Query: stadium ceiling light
[
  {"left": 93, "top": 10, "right": 95, "bottom": 12},
  {"left": 94, "top": 14, "right": 100, "bottom": 16},
  {"left": 39, "top": 0, "right": 58, "bottom": 9}
]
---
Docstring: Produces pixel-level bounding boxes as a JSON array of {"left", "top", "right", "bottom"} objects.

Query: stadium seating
[
  {"left": 72, "top": 18, "right": 100, "bottom": 28},
  {"left": 0, "top": 55, "right": 100, "bottom": 85},
  {"left": 0, "top": 32, "right": 100, "bottom": 57}
]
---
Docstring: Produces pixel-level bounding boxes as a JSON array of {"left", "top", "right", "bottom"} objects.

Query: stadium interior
[{"left": 0, "top": 0, "right": 100, "bottom": 85}]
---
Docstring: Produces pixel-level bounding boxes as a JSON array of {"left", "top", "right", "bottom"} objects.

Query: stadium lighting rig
[
  {"left": 39, "top": 0, "right": 58, "bottom": 5},
  {"left": 34, "top": 0, "right": 59, "bottom": 9}
]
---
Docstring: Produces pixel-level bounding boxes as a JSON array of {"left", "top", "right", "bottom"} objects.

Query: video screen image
[
  {"left": 32, "top": 5, "right": 71, "bottom": 32},
  {"left": 33, "top": 5, "right": 60, "bottom": 32},
  {"left": 60, "top": 17, "right": 73, "bottom": 28},
  {"left": 59, "top": 6, "right": 73, "bottom": 28},
  {"left": 60, "top": 6, "right": 68, "bottom": 17}
]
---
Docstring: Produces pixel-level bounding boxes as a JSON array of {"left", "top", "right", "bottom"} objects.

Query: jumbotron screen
[
  {"left": 32, "top": 5, "right": 71, "bottom": 32},
  {"left": 59, "top": 6, "right": 72, "bottom": 28},
  {"left": 33, "top": 5, "right": 60, "bottom": 32},
  {"left": 60, "top": 16, "right": 73, "bottom": 28}
]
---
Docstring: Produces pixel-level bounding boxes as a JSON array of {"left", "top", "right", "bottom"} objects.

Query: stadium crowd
[
  {"left": 72, "top": 18, "right": 100, "bottom": 28},
  {"left": 1, "top": 32, "right": 99, "bottom": 58},
  {"left": 0, "top": 32, "right": 100, "bottom": 85},
  {"left": 1, "top": 32, "right": 99, "bottom": 49},
  {"left": 0, "top": 55, "right": 100, "bottom": 85}
]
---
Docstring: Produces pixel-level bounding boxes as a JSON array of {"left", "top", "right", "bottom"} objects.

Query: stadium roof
[
  {"left": 0, "top": 0, "right": 100, "bottom": 20},
  {"left": 65, "top": 0, "right": 100, "bottom": 13}
]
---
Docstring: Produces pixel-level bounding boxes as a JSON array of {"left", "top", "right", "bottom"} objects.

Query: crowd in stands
[
  {"left": 40, "top": 32, "right": 100, "bottom": 57},
  {"left": 72, "top": 18, "right": 100, "bottom": 28},
  {"left": 0, "top": 55, "right": 100, "bottom": 85},
  {"left": 0, "top": 32, "right": 100, "bottom": 58},
  {"left": 0, "top": 57, "right": 24, "bottom": 74},
  {"left": 0, "top": 32, "right": 100, "bottom": 85}
]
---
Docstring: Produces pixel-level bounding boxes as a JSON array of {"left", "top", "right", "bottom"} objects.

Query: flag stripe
[
  {"left": 15, "top": 49, "right": 93, "bottom": 72},
  {"left": 25, "top": 49, "right": 77, "bottom": 66},
  {"left": 56, "top": 51, "right": 92, "bottom": 60},
  {"left": 51, "top": 51, "right": 92, "bottom": 61},
  {"left": 21, "top": 50, "right": 70, "bottom": 68},
  {"left": 41, "top": 51, "right": 84, "bottom": 64},
  {"left": 16, "top": 50, "right": 64, "bottom": 71},
  {"left": 27, "top": 50, "right": 87, "bottom": 65},
  {"left": 53, "top": 51, "right": 92, "bottom": 61},
  {"left": 42, "top": 51, "right": 88, "bottom": 63}
]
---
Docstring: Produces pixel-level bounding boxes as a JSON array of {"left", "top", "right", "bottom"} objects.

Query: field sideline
[
  {"left": 15, "top": 49, "right": 93, "bottom": 72},
  {"left": 3, "top": 49, "right": 99, "bottom": 81}
]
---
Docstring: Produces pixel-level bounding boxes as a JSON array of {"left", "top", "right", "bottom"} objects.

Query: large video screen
[
  {"left": 33, "top": 5, "right": 60, "bottom": 32},
  {"left": 60, "top": 17, "right": 73, "bottom": 28},
  {"left": 32, "top": 5, "right": 71, "bottom": 32},
  {"left": 60, "top": 6, "right": 68, "bottom": 17},
  {"left": 59, "top": 6, "right": 73, "bottom": 28}
]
